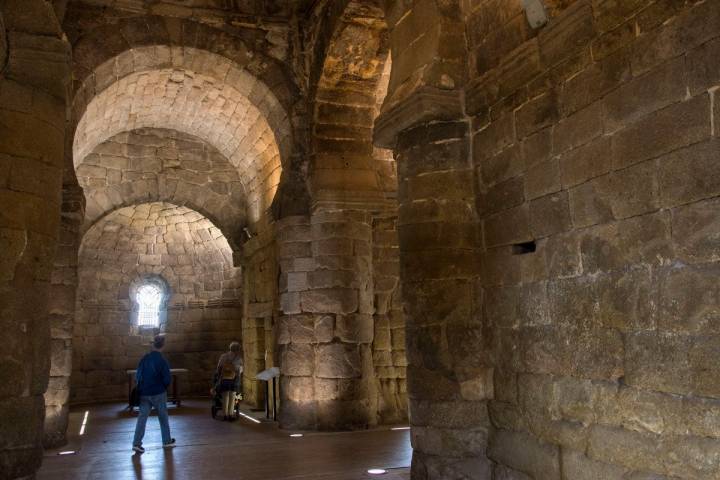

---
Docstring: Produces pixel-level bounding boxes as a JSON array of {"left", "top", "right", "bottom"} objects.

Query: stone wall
[
  {"left": 0, "top": 2, "right": 70, "bottom": 478},
  {"left": 72, "top": 203, "right": 242, "bottom": 403},
  {"left": 242, "top": 220, "right": 278, "bottom": 409},
  {"left": 465, "top": 1, "right": 720, "bottom": 478},
  {"left": 371, "top": 215, "right": 407, "bottom": 424}
]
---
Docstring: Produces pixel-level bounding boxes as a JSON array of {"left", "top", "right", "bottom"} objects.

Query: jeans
[{"left": 133, "top": 391, "right": 171, "bottom": 446}]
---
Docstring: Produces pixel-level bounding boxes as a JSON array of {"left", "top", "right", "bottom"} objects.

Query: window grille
[{"left": 136, "top": 284, "right": 162, "bottom": 327}]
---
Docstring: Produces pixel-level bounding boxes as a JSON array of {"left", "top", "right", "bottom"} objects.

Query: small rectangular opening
[{"left": 512, "top": 241, "right": 536, "bottom": 255}]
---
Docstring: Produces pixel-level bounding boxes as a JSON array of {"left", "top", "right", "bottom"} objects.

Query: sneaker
[
  {"left": 132, "top": 445, "right": 145, "bottom": 454},
  {"left": 163, "top": 438, "right": 176, "bottom": 448}
]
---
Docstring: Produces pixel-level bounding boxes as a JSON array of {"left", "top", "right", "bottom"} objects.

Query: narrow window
[
  {"left": 136, "top": 284, "right": 162, "bottom": 327},
  {"left": 512, "top": 241, "right": 537, "bottom": 255}
]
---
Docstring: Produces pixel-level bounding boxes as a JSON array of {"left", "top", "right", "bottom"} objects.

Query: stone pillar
[
  {"left": 393, "top": 120, "right": 492, "bottom": 478},
  {"left": 277, "top": 209, "right": 375, "bottom": 430},
  {"left": 375, "top": 58, "right": 493, "bottom": 475},
  {"left": 0, "top": 2, "right": 70, "bottom": 477},
  {"left": 44, "top": 183, "right": 84, "bottom": 448}
]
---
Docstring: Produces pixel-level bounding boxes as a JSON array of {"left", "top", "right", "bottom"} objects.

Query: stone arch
[
  {"left": 73, "top": 202, "right": 242, "bottom": 404},
  {"left": 76, "top": 128, "right": 247, "bottom": 255},
  {"left": 274, "top": 0, "right": 406, "bottom": 432},
  {"left": 72, "top": 46, "right": 291, "bottom": 226},
  {"left": 68, "top": 15, "right": 297, "bottom": 121},
  {"left": 310, "top": 0, "right": 393, "bottom": 204}
]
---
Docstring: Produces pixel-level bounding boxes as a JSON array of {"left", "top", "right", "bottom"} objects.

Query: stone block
[
  {"left": 478, "top": 176, "right": 525, "bottom": 216},
  {"left": 315, "top": 343, "right": 361, "bottom": 379},
  {"left": 529, "top": 192, "right": 572, "bottom": 239},
  {"left": 473, "top": 113, "right": 516, "bottom": 163},
  {"left": 488, "top": 429, "right": 561, "bottom": 479},
  {"left": 608, "top": 159, "right": 659, "bottom": 219},
  {"left": 277, "top": 315, "right": 315, "bottom": 345},
  {"left": 625, "top": 332, "right": 691, "bottom": 396},
  {"left": 538, "top": 228, "right": 576, "bottom": 279},
  {"left": 406, "top": 169, "right": 475, "bottom": 201},
  {"left": 300, "top": 288, "right": 358, "bottom": 314},
  {"left": 524, "top": 157, "right": 560, "bottom": 201},
  {"left": 494, "top": 465, "right": 532, "bottom": 480},
  {"left": 562, "top": 448, "right": 627, "bottom": 480},
  {"left": 0, "top": 227, "right": 27, "bottom": 283},
  {"left": 630, "top": 0, "right": 720, "bottom": 75},
  {"left": 411, "top": 425, "right": 488, "bottom": 458},
  {"left": 658, "top": 139, "right": 720, "bottom": 208},
  {"left": 522, "top": 322, "right": 624, "bottom": 381},
  {"left": 596, "top": 267, "right": 656, "bottom": 332},
  {"left": 459, "top": 369, "right": 494, "bottom": 401},
  {"left": 560, "top": 50, "right": 631, "bottom": 116},
  {"left": 279, "top": 344, "right": 314, "bottom": 377},
  {"left": 656, "top": 264, "right": 720, "bottom": 335},
  {"left": 484, "top": 205, "right": 531, "bottom": 247},
  {"left": 515, "top": 92, "right": 559, "bottom": 139},
  {"left": 568, "top": 174, "right": 614, "bottom": 229},
  {"left": 402, "top": 279, "right": 473, "bottom": 328},
  {"left": 671, "top": 197, "right": 720, "bottom": 263},
  {"left": 579, "top": 212, "right": 674, "bottom": 274},
  {"left": 603, "top": 55, "right": 687, "bottom": 133},
  {"left": 522, "top": 127, "right": 553, "bottom": 168},
  {"left": 401, "top": 136, "right": 469, "bottom": 178},
  {"left": 588, "top": 426, "right": 664, "bottom": 475},
  {"left": 401, "top": 248, "right": 479, "bottom": 281},
  {"left": 539, "top": 0, "right": 595, "bottom": 67},
  {"left": 611, "top": 93, "right": 711, "bottom": 170},
  {"left": 335, "top": 314, "right": 373, "bottom": 344},
  {"left": 479, "top": 144, "right": 524, "bottom": 187},
  {"left": 481, "top": 246, "right": 523, "bottom": 287},
  {"left": 553, "top": 102, "right": 603, "bottom": 154},
  {"left": 688, "top": 35, "right": 720, "bottom": 95}
]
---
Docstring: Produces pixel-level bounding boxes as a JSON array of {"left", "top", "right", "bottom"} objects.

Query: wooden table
[{"left": 126, "top": 368, "right": 189, "bottom": 409}]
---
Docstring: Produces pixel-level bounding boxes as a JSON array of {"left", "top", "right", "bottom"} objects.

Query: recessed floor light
[
  {"left": 237, "top": 412, "right": 261, "bottom": 424},
  {"left": 391, "top": 426, "right": 410, "bottom": 430},
  {"left": 289, "top": 433, "right": 303, "bottom": 437},
  {"left": 368, "top": 468, "right": 387, "bottom": 475},
  {"left": 58, "top": 451, "right": 76, "bottom": 455},
  {"left": 79, "top": 411, "right": 89, "bottom": 435}
]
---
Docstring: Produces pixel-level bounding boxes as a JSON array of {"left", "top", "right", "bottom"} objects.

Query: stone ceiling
[
  {"left": 73, "top": 46, "right": 290, "bottom": 225},
  {"left": 76, "top": 128, "right": 247, "bottom": 248},
  {"left": 79, "top": 202, "right": 239, "bottom": 307}
]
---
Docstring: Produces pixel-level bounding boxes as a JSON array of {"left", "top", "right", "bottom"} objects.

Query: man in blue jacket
[{"left": 132, "top": 334, "right": 175, "bottom": 453}]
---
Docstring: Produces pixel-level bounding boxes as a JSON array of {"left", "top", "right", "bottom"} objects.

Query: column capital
[{"left": 373, "top": 85, "right": 464, "bottom": 149}]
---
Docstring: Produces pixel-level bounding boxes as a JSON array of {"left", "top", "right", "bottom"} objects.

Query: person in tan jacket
[{"left": 215, "top": 341, "right": 243, "bottom": 421}]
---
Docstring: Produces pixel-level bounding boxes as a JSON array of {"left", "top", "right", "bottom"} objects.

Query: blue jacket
[{"left": 136, "top": 351, "right": 171, "bottom": 396}]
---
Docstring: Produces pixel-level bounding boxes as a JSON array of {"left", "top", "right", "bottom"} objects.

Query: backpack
[{"left": 221, "top": 358, "right": 236, "bottom": 380}]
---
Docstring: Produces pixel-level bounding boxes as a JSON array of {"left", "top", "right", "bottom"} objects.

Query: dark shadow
[
  {"left": 131, "top": 452, "right": 143, "bottom": 480},
  {"left": 163, "top": 448, "right": 176, "bottom": 480}
]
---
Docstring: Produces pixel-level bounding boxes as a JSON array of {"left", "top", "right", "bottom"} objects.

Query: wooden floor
[{"left": 39, "top": 400, "right": 411, "bottom": 480}]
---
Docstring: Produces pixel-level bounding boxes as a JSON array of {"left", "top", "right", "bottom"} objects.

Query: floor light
[
  {"left": 58, "top": 451, "right": 76, "bottom": 455},
  {"left": 237, "top": 411, "right": 261, "bottom": 424},
  {"left": 391, "top": 426, "right": 409, "bottom": 430},
  {"left": 289, "top": 433, "right": 303, "bottom": 437},
  {"left": 368, "top": 468, "right": 387, "bottom": 475},
  {"left": 79, "top": 411, "right": 89, "bottom": 436}
]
